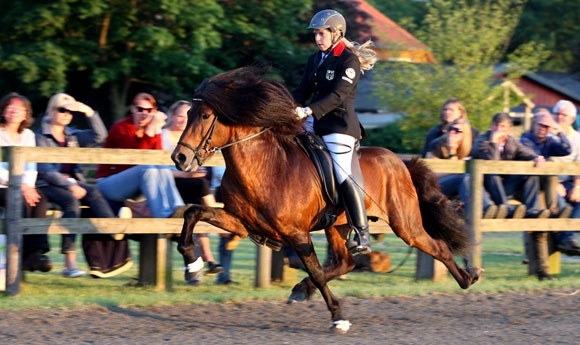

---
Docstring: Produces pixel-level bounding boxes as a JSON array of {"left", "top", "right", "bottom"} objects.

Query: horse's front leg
[{"left": 177, "top": 204, "right": 251, "bottom": 284}]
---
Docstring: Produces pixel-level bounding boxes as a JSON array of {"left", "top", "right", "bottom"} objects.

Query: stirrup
[
  {"left": 346, "top": 240, "right": 372, "bottom": 255},
  {"left": 346, "top": 227, "right": 371, "bottom": 255}
]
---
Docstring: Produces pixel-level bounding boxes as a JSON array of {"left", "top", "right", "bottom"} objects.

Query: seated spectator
[
  {"left": 94, "top": 93, "right": 191, "bottom": 279},
  {"left": 549, "top": 100, "right": 580, "bottom": 256},
  {"left": 95, "top": 92, "right": 186, "bottom": 218},
  {"left": 471, "top": 112, "right": 550, "bottom": 219},
  {"left": 162, "top": 100, "right": 224, "bottom": 281},
  {"left": 36, "top": 93, "right": 133, "bottom": 278},
  {"left": 426, "top": 117, "right": 505, "bottom": 219},
  {"left": 0, "top": 92, "right": 52, "bottom": 273},
  {"left": 421, "top": 97, "right": 480, "bottom": 158},
  {"left": 519, "top": 110, "right": 573, "bottom": 280}
]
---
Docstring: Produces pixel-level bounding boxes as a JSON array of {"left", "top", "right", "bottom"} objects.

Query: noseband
[{"left": 176, "top": 98, "right": 269, "bottom": 167}]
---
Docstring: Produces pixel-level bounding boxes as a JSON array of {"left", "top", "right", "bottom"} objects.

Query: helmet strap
[{"left": 324, "top": 32, "right": 342, "bottom": 54}]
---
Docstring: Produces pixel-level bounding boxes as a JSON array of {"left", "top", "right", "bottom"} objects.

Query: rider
[{"left": 292, "top": 9, "right": 377, "bottom": 254}]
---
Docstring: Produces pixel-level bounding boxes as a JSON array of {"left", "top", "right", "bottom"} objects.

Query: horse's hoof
[
  {"left": 329, "top": 320, "right": 351, "bottom": 334},
  {"left": 287, "top": 290, "right": 307, "bottom": 304}
]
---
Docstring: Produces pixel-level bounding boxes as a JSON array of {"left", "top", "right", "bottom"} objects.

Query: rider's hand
[{"left": 295, "top": 107, "right": 308, "bottom": 119}]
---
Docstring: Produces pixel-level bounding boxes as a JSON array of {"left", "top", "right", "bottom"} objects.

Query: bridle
[{"left": 176, "top": 98, "right": 269, "bottom": 167}]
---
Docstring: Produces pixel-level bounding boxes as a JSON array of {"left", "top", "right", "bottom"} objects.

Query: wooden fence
[{"left": 2, "top": 146, "right": 579, "bottom": 296}]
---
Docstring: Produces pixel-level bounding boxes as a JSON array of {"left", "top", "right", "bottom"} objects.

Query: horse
[{"left": 171, "top": 66, "right": 480, "bottom": 333}]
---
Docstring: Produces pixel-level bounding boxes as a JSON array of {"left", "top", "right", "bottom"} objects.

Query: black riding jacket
[{"left": 292, "top": 41, "right": 362, "bottom": 139}]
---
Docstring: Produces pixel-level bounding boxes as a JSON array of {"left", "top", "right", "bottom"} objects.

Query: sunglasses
[
  {"left": 448, "top": 126, "right": 463, "bottom": 134},
  {"left": 135, "top": 106, "right": 154, "bottom": 113},
  {"left": 56, "top": 107, "right": 72, "bottom": 114}
]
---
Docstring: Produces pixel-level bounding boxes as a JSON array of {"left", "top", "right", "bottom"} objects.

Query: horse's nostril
[{"left": 176, "top": 153, "right": 187, "bottom": 165}]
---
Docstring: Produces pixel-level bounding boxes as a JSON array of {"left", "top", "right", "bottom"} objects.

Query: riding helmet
[{"left": 308, "top": 9, "right": 346, "bottom": 37}]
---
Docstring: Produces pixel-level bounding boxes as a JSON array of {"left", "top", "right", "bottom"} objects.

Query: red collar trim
[{"left": 333, "top": 41, "right": 346, "bottom": 56}]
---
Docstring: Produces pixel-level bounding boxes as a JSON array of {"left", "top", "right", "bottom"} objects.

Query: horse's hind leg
[
  {"left": 413, "top": 234, "right": 476, "bottom": 289},
  {"left": 286, "top": 233, "right": 351, "bottom": 332},
  {"left": 390, "top": 206, "right": 478, "bottom": 289},
  {"left": 288, "top": 225, "right": 355, "bottom": 301}
]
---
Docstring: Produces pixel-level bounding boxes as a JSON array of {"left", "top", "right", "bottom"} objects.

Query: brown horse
[{"left": 171, "top": 66, "right": 480, "bottom": 333}]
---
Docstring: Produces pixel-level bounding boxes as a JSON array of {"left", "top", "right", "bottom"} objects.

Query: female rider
[{"left": 292, "top": 9, "right": 377, "bottom": 254}]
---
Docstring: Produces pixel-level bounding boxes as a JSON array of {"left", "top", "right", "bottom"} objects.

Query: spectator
[
  {"left": 94, "top": 93, "right": 190, "bottom": 279},
  {"left": 95, "top": 93, "right": 186, "bottom": 218},
  {"left": 422, "top": 98, "right": 480, "bottom": 158},
  {"left": 425, "top": 117, "right": 506, "bottom": 219},
  {"left": 549, "top": 100, "right": 580, "bottom": 256},
  {"left": 519, "top": 110, "right": 573, "bottom": 280},
  {"left": 471, "top": 112, "right": 550, "bottom": 219},
  {"left": 162, "top": 100, "right": 225, "bottom": 281},
  {"left": 0, "top": 92, "right": 52, "bottom": 273},
  {"left": 36, "top": 93, "right": 133, "bottom": 278}
]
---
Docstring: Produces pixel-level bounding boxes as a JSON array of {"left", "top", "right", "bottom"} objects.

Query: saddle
[{"left": 295, "top": 132, "right": 339, "bottom": 206}]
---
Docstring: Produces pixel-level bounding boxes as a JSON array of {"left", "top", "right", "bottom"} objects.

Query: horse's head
[
  {"left": 172, "top": 66, "right": 304, "bottom": 171},
  {"left": 171, "top": 99, "right": 223, "bottom": 172}
]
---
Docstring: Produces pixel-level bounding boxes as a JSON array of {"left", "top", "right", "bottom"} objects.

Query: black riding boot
[{"left": 340, "top": 177, "right": 371, "bottom": 254}]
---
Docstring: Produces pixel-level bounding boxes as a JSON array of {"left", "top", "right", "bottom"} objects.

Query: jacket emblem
[{"left": 326, "top": 70, "right": 335, "bottom": 81}]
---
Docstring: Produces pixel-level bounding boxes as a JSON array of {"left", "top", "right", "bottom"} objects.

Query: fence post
[
  {"left": 468, "top": 159, "right": 484, "bottom": 269},
  {"left": 255, "top": 245, "right": 272, "bottom": 288},
  {"left": 5, "top": 147, "right": 25, "bottom": 296}
]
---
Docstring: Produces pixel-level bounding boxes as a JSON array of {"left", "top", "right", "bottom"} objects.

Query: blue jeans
[
  {"left": 484, "top": 174, "right": 542, "bottom": 209},
  {"left": 443, "top": 174, "right": 493, "bottom": 214},
  {"left": 555, "top": 181, "right": 579, "bottom": 244},
  {"left": 40, "top": 182, "right": 115, "bottom": 253},
  {"left": 97, "top": 165, "right": 184, "bottom": 218},
  {"left": 216, "top": 235, "right": 234, "bottom": 283}
]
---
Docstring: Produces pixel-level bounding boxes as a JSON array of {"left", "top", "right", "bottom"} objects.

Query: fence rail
[{"left": 2, "top": 146, "right": 579, "bottom": 296}]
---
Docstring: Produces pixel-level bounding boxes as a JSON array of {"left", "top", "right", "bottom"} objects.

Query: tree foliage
[
  {"left": 0, "top": 0, "right": 313, "bottom": 123},
  {"left": 509, "top": 0, "right": 580, "bottom": 73},
  {"left": 371, "top": 0, "right": 550, "bottom": 153}
]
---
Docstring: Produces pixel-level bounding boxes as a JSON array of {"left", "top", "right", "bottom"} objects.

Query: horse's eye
[{"left": 201, "top": 113, "right": 211, "bottom": 120}]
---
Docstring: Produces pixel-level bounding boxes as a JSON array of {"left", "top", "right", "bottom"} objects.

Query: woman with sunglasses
[
  {"left": 95, "top": 93, "right": 186, "bottom": 219},
  {"left": 36, "top": 93, "right": 132, "bottom": 278},
  {"left": 425, "top": 117, "right": 505, "bottom": 219},
  {"left": 422, "top": 98, "right": 480, "bottom": 158}
]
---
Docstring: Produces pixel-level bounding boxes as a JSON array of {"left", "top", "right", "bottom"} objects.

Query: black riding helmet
[{"left": 308, "top": 9, "right": 346, "bottom": 38}]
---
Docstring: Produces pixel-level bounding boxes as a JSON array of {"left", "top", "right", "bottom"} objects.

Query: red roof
[{"left": 352, "top": 0, "right": 435, "bottom": 63}]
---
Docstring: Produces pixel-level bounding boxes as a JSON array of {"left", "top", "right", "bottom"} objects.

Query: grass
[{"left": 2, "top": 232, "right": 579, "bottom": 310}]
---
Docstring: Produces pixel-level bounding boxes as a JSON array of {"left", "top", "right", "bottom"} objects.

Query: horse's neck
[{"left": 221, "top": 138, "right": 303, "bottom": 189}]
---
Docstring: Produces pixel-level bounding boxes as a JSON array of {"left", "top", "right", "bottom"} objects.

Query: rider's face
[{"left": 313, "top": 29, "right": 338, "bottom": 52}]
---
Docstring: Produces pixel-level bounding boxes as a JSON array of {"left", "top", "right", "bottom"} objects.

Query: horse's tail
[{"left": 404, "top": 157, "right": 473, "bottom": 256}]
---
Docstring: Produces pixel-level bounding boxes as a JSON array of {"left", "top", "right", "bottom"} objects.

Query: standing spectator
[
  {"left": 471, "top": 112, "right": 550, "bottom": 219},
  {"left": 36, "top": 93, "right": 133, "bottom": 278},
  {"left": 549, "top": 100, "right": 580, "bottom": 256},
  {"left": 425, "top": 117, "right": 506, "bottom": 219},
  {"left": 162, "top": 100, "right": 225, "bottom": 282},
  {"left": 292, "top": 9, "right": 376, "bottom": 254},
  {"left": 519, "top": 111, "right": 573, "bottom": 280},
  {"left": 0, "top": 92, "right": 52, "bottom": 273},
  {"left": 422, "top": 98, "right": 480, "bottom": 158}
]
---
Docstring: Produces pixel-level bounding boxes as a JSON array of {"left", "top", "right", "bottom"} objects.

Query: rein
[{"left": 177, "top": 113, "right": 270, "bottom": 167}]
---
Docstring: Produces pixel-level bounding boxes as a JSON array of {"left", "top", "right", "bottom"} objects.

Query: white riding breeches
[{"left": 322, "top": 133, "right": 356, "bottom": 184}]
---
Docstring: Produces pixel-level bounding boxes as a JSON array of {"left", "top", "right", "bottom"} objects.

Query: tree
[
  {"left": 0, "top": 0, "right": 313, "bottom": 123},
  {"left": 371, "top": 0, "right": 549, "bottom": 153},
  {"left": 509, "top": 0, "right": 580, "bottom": 73}
]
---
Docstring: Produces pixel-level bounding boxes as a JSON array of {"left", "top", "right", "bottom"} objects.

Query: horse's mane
[{"left": 193, "top": 66, "right": 303, "bottom": 136}]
